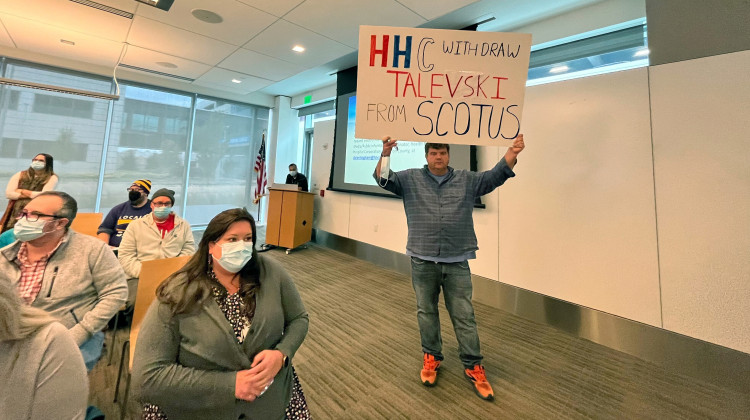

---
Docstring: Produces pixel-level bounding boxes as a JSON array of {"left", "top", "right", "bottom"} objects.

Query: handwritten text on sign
[{"left": 355, "top": 26, "right": 531, "bottom": 147}]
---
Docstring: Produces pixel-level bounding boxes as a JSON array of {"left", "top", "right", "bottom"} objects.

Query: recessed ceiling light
[
  {"left": 60, "top": 39, "right": 75, "bottom": 46},
  {"left": 549, "top": 65, "right": 569, "bottom": 74},
  {"left": 634, "top": 48, "right": 650, "bottom": 57},
  {"left": 292, "top": 45, "right": 305, "bottom": 53},
  {"left": 192, "top": 9, "right": 223, "bottom": 24},
  {"left": 231, "top": 79, "right": 242, "bottom": 84},
  {"left": 156, "top": 61, "right": 178, "bottom": 69}
]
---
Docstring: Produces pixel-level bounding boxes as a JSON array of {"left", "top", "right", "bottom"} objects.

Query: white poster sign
[{"left": 355, "top": 25, "right": 531, "bottom": 147}]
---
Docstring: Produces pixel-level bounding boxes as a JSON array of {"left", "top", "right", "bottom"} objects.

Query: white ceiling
[{"left": 0, "top": 0, "right": 602, "bottom": 105}]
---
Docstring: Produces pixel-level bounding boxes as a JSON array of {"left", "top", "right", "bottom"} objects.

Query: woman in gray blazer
[{"left": 132, "top": 208, "right": 310, "bottom": 420}]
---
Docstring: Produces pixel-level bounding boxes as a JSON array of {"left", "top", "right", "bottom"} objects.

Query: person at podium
[{"left": 285, "top": 164, "right": 308, "bottom": 192}]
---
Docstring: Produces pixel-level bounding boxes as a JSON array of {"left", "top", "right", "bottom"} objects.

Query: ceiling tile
[
  {"left": 120, "top": 45, "right": 212, "bottom": 80},
  {"left": 243, "top": 19, "right": 354, "bottom": 68},
  {"left": 283, "top": 0, "right": 426, "bottom": 48},
  {"left": 128, "top": 17, "right": 237, "bottom": 66},
  {"left": 0, "top": 15, "right": 123, "bottom": 68},
  {"left": 396, "top": 0, "right": 479, "bottom": 21},
  {"left": 236, "top": 0, "right": 306, "bottom": 18},
  {"left": 134, "top": 0, "right": 277, "bottom": 46},
  {"left": 0, "top": 0, "right": 132, "bottom": 42},
  {"left": 259, "top": 65, "right": 339, "bottom": 97},
  {"left": 0, "top": 18, "right": 14, "bottom": 47},
  {"left": 219, "top": 49, "right": 304, "bottom": 81},
  {"left": 192, "top": 68, "right": 273, "bottom": 94}
]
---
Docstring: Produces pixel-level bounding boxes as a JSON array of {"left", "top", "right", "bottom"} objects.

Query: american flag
[{"left": 253, "top": 133, "right": 268, "bottom": 202}]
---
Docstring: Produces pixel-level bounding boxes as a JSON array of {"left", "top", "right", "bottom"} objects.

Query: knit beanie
[
  {"left": 132, "top": 179, "right": 152, "bottom": 195},
  {"left": 151, "top": 188, "right": 176, "bottom": 205}
]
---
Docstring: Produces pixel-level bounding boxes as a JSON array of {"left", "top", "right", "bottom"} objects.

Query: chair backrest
[
  {"left": 70, "top": 212, "right": 103, "bottom": 238},
  {"left": 129, "top": 255, "right": 191, "bottom": 369}
]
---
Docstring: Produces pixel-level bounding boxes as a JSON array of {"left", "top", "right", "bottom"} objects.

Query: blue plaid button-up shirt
[{"left": 375, "top": 158, "right": 516, "bottom": 258}]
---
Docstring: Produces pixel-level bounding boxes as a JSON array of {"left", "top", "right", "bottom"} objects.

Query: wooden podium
[{"left": 265, "top": 188, "right": 314, "bottom": 252}]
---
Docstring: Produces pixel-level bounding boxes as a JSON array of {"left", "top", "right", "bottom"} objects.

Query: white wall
[
  {"left": 291, "top": 84, "right": 337, "bottom": 109},
  {"left": 310, "top": 53, "right": 750, "bottom": 353},
  {"left": 501, "top": 67, "right": 661, "bottom": 327},
  {"left": 650, "top": 50, "right": 750, "bottom": 353}
]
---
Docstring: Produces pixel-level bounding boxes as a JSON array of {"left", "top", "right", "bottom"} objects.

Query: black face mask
[{"left": 128, "top": 190, "right": 142, "bottom": 203}]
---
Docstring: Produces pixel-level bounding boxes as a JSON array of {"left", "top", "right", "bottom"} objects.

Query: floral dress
[{"left": 142, "top": 287, "right": 311, "bottom": 419}]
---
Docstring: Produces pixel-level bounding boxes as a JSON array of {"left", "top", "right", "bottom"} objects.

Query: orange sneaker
[
  {"left": 420, "top": 353, "right": 441, "bottom": 386},
  {"left": 464, "top": 365, "right": 494, "bottom": 401}
]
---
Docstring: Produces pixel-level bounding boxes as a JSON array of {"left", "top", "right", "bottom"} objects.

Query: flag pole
[
  {"left": 254, "top": 131, "right": 266, "bottom": 224},
  {"left": 255, "top": 130, "right": 274, "bottom": 251}
]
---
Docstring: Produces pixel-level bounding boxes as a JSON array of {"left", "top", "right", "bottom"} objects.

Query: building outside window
[{"left": 0, "top": 59, "right": 270, "bottom": 225}]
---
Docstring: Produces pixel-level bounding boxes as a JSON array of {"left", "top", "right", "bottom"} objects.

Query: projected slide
[
  {"left": 331, "top": 91, "right": 471, "bottom": 197},
  {"left": 343, "top": 95, "right": 428, "bottom": 186}
]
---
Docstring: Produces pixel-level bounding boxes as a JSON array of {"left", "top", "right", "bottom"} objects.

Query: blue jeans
[
  {"left": 79, "top": 331, "right": 105, "bottom": 371},
  {"left": 410, "top": 257, "right": 482, "bottom": 368}
]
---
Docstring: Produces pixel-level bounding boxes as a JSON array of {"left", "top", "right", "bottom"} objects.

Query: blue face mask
[
  {"left": 153, "top": 206, "right": 172, "bottom": 219},
  {"left": 14, "top": 217, "right": 50, "bottom": 242},
  {"left": 214, "top": 241, "right": 254, "bottom": 273}
]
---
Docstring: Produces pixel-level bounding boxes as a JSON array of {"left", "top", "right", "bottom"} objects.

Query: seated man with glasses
[
  {"left": 0, "top": 191, "right": 128, "bottom": 370},
  {"left": 118, "top": 188, "right": 195, "bottom": 307}
]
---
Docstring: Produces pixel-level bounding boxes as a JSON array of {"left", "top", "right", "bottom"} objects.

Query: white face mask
[
  {"left": 30, "top": 161, "right": 45, "bottom": 171},
  {"left": 214, "top": 241, "right": 254, "bottom": 273},
  {"left": 289, "top": 170, "right": 297, "bottom": 177},
  {"left": 14, "top": 217, "right": 51, "bottom": 242}
]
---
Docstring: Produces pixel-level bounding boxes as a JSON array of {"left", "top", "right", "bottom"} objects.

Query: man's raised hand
[
  {"left": 510, "top": 134, "right": 525, "bottom": 155},
  {"left": 382, "top": 136, "right": 398, "bottom": 157}
]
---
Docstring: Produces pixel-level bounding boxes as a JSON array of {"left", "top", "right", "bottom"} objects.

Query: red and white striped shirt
[{"left": 16, "top": 241, "right": 62, "bottom": 304}]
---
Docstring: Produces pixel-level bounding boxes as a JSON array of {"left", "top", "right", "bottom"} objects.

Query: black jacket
[{"left": 285, "top": 173, "right": 308, "bottom": 192}]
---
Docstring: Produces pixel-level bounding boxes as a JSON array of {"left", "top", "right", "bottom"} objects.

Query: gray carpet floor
[{"left": 91, "top": 243, "right": 749, "bottom": 419}]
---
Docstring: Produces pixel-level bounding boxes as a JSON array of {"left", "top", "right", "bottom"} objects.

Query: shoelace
[
  {"left": 423, "top": 355, "right": 440, "bottom": 370},
  {"left": 467, "top": 366, "right": 487, "bottom": 382}
]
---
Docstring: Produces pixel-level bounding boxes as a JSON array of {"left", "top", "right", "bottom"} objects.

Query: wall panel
[
  {"left": 497, "top": 68, "right": 661, "bottom": 326},
  {"left": 650, "top": 50, "right": 750, "bottom": 353}
]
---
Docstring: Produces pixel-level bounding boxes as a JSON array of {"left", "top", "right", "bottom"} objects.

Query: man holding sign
[
  {"left": 373, "top": 134, "right": 524, "bottom": 400},
  {"left": 358, "top": 24, "right": 531, "bottom": 401}
]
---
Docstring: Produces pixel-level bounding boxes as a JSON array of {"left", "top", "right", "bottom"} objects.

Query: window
[
  {"left": 186, "top": 98, "right": 269, "bottom": 225},
  {"left": 479, "top": 19, "right": 649, "bottom": 86},
  {"left": 21, "top": 138, "right": 88, "bottom": 162},
  {"left": 527, "top": 21, "right": 648, "bottom": 85},
  {"left": 0, "top": 138, "right": 19, "bottom": 158},
  {"left": 32, "top": 93, "right": 95, "bottom": 118},
  {"left": 0, "top": 90, "right": 20, "bottom": 110},
  {"left": 99, "top": 85, "right": 192, "bottom": 215},
  {"left": 0, "top": 64, "right": 110, "bottom": 211},
  {"left": 129, "top": 113, "right": 161, "bottom": 133},
  {"left": 164, "top": 117, "right": 187, "bottom": 134},
  {"left": 0, "top": 58, "right": 271, "bottom": 223},
  {"left": 296, "top": 100, "right": 335, "bottom": 178}
]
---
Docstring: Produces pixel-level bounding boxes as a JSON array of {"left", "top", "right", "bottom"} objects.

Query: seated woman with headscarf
[{"left": 132, "top": 208, "right": 311, "bottom": 420}]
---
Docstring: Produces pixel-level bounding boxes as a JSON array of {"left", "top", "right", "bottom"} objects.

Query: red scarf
[{"left": 155, "top": 213, "right": 175, "bottom": 238}]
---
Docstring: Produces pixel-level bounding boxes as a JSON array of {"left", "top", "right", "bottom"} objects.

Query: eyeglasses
[
  {"left": 16, "top": 210, "right": 62, "bottom": 222},
  {"left": 152, "top": 202, "right": 172, "bottom": 208}
]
